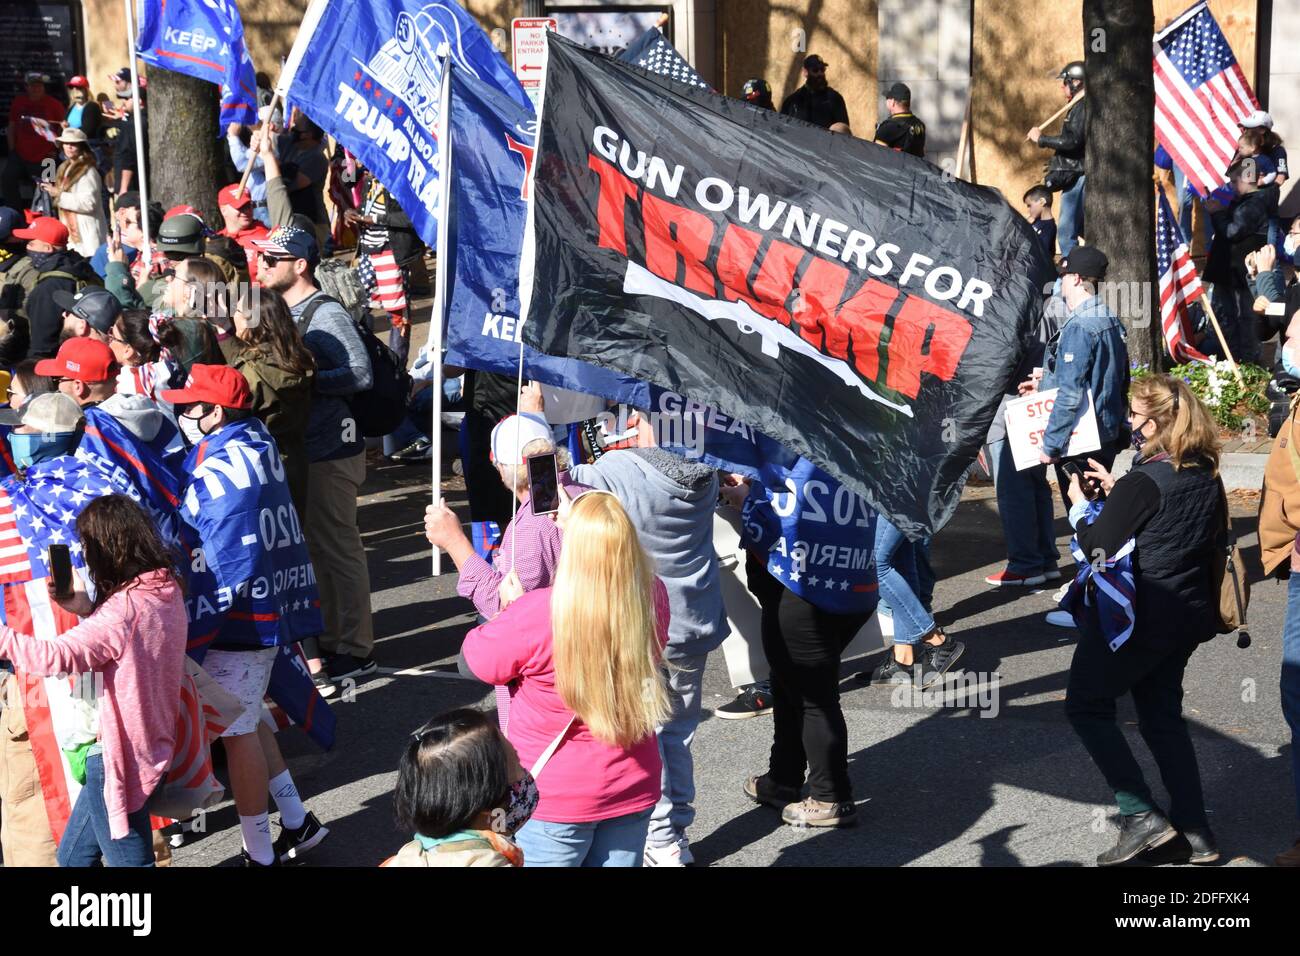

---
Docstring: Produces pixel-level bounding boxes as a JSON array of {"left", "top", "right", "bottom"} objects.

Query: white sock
[
  {"left": 240, "top": 812, "right": 274, "bottom": 865},
  {"left": 269, "top": 770, "right": 307, "bottom": 830}
]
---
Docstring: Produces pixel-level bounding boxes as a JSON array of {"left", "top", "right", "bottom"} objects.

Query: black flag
[{"left": 519, "top": 33, "right": 1054, "bottom": 537}]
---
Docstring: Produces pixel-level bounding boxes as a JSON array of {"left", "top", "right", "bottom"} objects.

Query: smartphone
[
  {"left": 1062, "top": 462, "right": 1101, "bottom": 501},
  {"left": 527, "top": 452, "right": 560, "bottom": 515},
  {"left": 48, "top": 544, "right": 73, "bottom": 599}
]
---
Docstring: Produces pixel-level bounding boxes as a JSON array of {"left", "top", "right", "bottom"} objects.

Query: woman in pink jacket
[
  {"left": 0, "top": 494, "right": 188, "bottom": 867},
  {"left": 463, "top": 490, "right": 672, "bottom": 867}
]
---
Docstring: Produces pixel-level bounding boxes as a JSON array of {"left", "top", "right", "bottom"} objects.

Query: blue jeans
[
  {"left": 648, "top": 652, "right": 705, "bottom": 848},
  {"left": 1283, "top": 575, "right": 1300, "bottom": 821},
  {"left": 988, "top": 438, "right": 1058, "bottom": 575},
  {"left": 56, "top": 753, "right": 155, "bottom": 867},
  {"left": 873, "top": 516, "right": 934, "bottom": 644},
  {"left": 514, "top": 807, "right": 653, "bottom": 867},
  {"left": 1057, "top": 175, "right": 1086, "bottom": 256}
]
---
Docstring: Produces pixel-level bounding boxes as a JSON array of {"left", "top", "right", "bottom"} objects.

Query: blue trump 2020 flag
[
  {"left": 136, "top": 0, "right": 258, "bottom": 126},
  {"left": 278, "top": 0, "right": 528, "bottom": 250},
  {"left": 439, "top": 62, "right": 794, "bottom": 481}
]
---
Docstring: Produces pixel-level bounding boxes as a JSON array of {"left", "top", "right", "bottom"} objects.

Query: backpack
[
  {"left": 301, "top": 292, "right": 410, "bottom": 438},
  {"left": 313, "top": 257, "right": 370, "bottom": 319},
  {"left": 1258, "top": 397, "right": 1300, "bottom": 578},
  {"left": 33, "top": 268, "right": 104, "bottom": 293}
]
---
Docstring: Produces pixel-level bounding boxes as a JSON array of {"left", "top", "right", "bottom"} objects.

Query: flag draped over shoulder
[
  {"left": 519, "top": 34, "right": 1051, "bottom": 537},
  {"left": 276, "top": 0, "right": 529, "bottom": 249},
  {"left": 136, "top": 0, "right": 259, "bottom": 126}
]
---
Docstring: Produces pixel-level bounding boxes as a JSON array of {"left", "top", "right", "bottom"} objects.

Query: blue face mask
[
  {"left": 10, "top": 431, "right": 78, "bottom": 471},
  {"left": 1284, "top": 344, "right": 1300, "bottom": 379}
]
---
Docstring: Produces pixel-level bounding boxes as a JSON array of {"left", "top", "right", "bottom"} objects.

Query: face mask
[
  {"left": 11, "top": 431, "right": 77, "bottom": 470},
  {"left": 1285, "top": 234, "right": 1300, "bottom": 258},
  {"left": 495, "top": 771, "right": 538, "bottom": 836},
  {"left": 178, "top": 414, "right": 206, "bottom": 447},
  {"left": 1283, "top": 343, "right": 1300, "bottom": 379},
  {"left": 1130, "top": 418, "right": 1149, "bottom": 453},
  {"left": 27, "top": 250, "right": 54, "bottom": 269}
]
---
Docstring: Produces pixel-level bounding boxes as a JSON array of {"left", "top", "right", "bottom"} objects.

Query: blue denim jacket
[{"left": 1040, "top": 295, "right": 1129, "bottom": 457}]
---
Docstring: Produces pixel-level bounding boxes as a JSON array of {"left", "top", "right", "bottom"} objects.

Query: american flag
[
  {"left": 1155, "top": 187, "right": 1210, "bottom": 364},
  {"left": 23, "top": 115, "right": 60, "bottom": 144},
  {"left": 618, "top": 27, "right": 710, "bottom": 91},
  {"left": 1153, "top": 2, "right": 1259, "bottom": 198}
]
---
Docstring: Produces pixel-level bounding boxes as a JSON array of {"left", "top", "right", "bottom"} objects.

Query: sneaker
[
  {"left": 644, "top": 837, "right": 694, "bottom": 867},
  {"left": 917, "top": 637, "right": 966, "bottom": 689},
  {"left": 312, "top": 671, "right": 337, "bottom": 699},
  {"left": 984, "top": 569, "right": 1047, "bottom": 587},
  {"left": 715, "top": 685, "right": 774, "bottom": 719},
  {"left": 1275, "top": 838, "right": 1300, "bottom": 867},
  {"left": 273, "top": 811, "right": 329, "bottom": 862},
  {"left": 781, "top": 797, "right": 857, "bottom": 828},
  {"left": 861, "top": 654, "right": 916, "bottom": 685},
  {"left": 1096, "top": 810, "right": 1177, "bottom": 866},
  {"left": 326, "top": 654, "right": 378, "bottom": 682},
  {"left": 743, "top": 774, "right": 802, "bottom": 809},
  {"left": 1042, "top": 568, "right": 1063, "bottom": 582},
  {"left": 1045, "top": 609, "right": 1076, "bottom": 628},
  {"left": 390, "top": 437, "right": 432, "bottom": 463},
  {"left": 241, "top": 849, "right": 280, "bottom": 867}
]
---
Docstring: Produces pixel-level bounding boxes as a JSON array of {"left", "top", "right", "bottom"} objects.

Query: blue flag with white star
[{"left": 740, "top": 456, "right": 880, "bottom": 614}]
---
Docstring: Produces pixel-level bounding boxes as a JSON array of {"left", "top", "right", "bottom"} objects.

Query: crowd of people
[{"left": 0, "top": 48, "right": 1297, "bottom": 874}]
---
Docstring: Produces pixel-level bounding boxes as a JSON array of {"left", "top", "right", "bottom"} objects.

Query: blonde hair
[
  {"left": 550, "top": 492, "right": 670, "bottom": 748},
  {"left": 1130, "top": 374, "right": 1220, "bottom": 474}
]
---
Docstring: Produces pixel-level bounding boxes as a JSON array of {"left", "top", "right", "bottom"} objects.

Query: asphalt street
[{"left": 172, "top": 454, "right": 1296, "bottom": 868}]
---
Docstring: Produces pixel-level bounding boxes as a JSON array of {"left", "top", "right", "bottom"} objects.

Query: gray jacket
[
  {"left": 290, "top": 290, "right": 372, "bottom": 462},
  {"left": 572, "top": 447, "right": 729, "bottom": 656}
]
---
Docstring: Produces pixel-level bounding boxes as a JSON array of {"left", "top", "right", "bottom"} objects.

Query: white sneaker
[
  {"left": 643, "top": 838, "right": 693, "bottom": 867},
  {"left": 1045, "top": 609, "right": 1076, "bottom": 628}
]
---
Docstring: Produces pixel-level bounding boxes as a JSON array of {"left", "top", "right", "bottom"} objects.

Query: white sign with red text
[
  {"left": 512, "top": 17, "right": 556, "bottom": 109},
  {"left": 1005, "top": 387, "right": 1101, "bottom": 471}
]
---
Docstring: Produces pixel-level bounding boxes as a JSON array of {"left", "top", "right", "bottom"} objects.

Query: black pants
[
  {"left": 1064, "top": 618, "right": 1208, "bottom": 829},
  {"left": 749, "top": 558, "right": 872, "bottom": 803},
  {"left": 2, "top": 154, "right": 46, "bottom": 210},
  {"left": 463, "top": 410, "right": 515, "bottom": 527},
  {"left": 1054, "top": 444, "right": 1118, "bottom": 514}
]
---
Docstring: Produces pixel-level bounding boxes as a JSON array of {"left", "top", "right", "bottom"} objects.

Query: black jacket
[
  {"left": 1205, "top": 185, "right": 1278, "bottom": 288},
  {"left": 779, "top": 85, "right": 850, "bottom": 130},
  {"left": 23, "top": 250, "right": 101, "bottom": 358},
  {"left": 1039, "top": 99, "right": 1086, "bottom": 188},
  {"left": 1075, "top": 455, "right": 1223, "bottom": 647}
]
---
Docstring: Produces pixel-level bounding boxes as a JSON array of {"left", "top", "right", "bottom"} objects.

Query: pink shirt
[
  {"left": 0, "top": 570, "right": 188, "bottom": 840},
  {"left": 462, "top": 580, "right": 670, "bottom": 823}
]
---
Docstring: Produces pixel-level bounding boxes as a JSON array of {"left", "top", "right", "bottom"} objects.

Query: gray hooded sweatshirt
[{"left": 572, "top": 447, "right": 728, "bottom": 657}]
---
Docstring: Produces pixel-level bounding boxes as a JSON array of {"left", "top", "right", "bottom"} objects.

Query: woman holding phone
[{"left": 0, "top": 494, "right": 187, "bottom": 867}]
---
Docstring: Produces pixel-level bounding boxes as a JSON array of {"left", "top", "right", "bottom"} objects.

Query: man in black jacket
[
  {"left": 11, "top": 216, "right": 101, "bottom": 358},
  {"left": 1028, "top": 61, "right": 1086, "bottom": 256},
  {"left": 873, "top": 82, "right": 926, "bottom": 157},
  {"left": 1205, "top": 155, "right": 1279, "bottom": 364},
  {"left": 780, "top": 55, "right": 849, "bottom": 130}
]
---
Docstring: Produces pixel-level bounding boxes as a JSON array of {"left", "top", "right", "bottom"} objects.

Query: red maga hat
[{"left": 160, "top": 363, "right": 253, "bottom": 410}]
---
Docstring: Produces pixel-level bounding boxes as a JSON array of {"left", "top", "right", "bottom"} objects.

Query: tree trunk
[
  {"left": 1083, "top": 0, "right": 1161, "bottom": 368},
  {"left": 146, "top": 70, "right": 223, "bottom": 226}
]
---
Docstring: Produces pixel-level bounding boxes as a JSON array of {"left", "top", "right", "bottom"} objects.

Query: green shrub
[{"left": 1130, "top": 360, "right": 1271, "bottom": 432}]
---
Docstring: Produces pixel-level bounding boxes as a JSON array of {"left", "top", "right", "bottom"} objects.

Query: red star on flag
[{"left": 354, "top": 71, "right": 362, "bottom": 81}]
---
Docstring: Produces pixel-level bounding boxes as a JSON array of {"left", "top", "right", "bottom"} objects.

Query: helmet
[
  {"left": 157, "top": 213, "right": 207, "bottom": 256},
  {"left": 67, "top": 75, "right": 90, "bottom": 89},
  {"left": 742, "top": 78, "right": 773, "bottom": 109},
  {"left": 1057, "top": 61, "right": 1086, "bottom": 84}
]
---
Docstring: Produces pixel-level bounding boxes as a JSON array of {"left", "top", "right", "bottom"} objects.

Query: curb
[{"left": 1048, "top": 450, "right": 1265, "bottom": 492}]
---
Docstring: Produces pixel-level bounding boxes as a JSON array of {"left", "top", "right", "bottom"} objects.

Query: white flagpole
[
  {"left": 430, "top": 61, "right": 453, "bottom": 576},
  {"left": 123, "top": 0, "right": 151, "bottom": 265}
]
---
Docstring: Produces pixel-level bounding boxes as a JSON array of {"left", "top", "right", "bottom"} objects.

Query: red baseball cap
[
  {"left": 67, "top": 75, "right": 90, "bottom": 89},
  {"left": 12, "top": 216, "right": 69, "bottom": 248},
  {"left": 160, "top": 364, "right": 252, "bottom": 410},
  {"left": 164, "top": 204, "right": 202, "bottom": 222},
  {"left": 34, "top": 337, "right": 116, "bottom": 383},
  {"left": 218, "top": 184, "right": 253, "bottom": 210}
]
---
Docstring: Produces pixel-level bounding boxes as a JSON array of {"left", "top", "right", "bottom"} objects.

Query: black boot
[
  {"left": 1097, "top": 810, "right": 1176, "bottom": 866},
  {"left": 1179, "top": 828, "right": 1220, "bottom": 864}
]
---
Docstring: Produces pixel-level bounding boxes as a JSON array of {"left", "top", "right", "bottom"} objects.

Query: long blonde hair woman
[
  {"left": 461, "top": 490, "right": 672, "bottom": 867},
  {"left": 1064, "top": 374, "right": 1223, "bottom": 867}
]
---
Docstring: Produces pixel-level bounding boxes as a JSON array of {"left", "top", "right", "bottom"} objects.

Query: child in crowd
[
  {"left": 1024, "top": 184, "right": 1058, "bottom": 260},
  {"left": 384, "top": 709, "right": 535, "bottom": 867}
]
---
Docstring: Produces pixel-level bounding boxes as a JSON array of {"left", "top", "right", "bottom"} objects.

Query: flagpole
[
  {"left": 1035, "top": 90, "right": 1085, "bottom": 130},
  {"left": 1197, "top": 296, "right": 1246, "bottom": 388},
  {"left": 234, "top": 91, "right": 281, "bottom": 199},
  {"left": 123, "top": 0, "right": 151, "bottom": 265},
  {"left": 430, "top": 61, "right": 453, "bottom": 577}
]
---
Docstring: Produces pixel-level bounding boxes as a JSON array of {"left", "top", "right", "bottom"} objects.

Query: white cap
[
  {"left": 1239, "top": 110, "right": 1273, "bottom": 130},
  {"left": 490, "top": 413, "right": 553, "bottom": 465}
]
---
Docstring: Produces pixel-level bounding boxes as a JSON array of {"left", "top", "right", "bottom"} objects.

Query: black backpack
[{"left": 301, "top": 293, "right": 410, "bottom": 438}]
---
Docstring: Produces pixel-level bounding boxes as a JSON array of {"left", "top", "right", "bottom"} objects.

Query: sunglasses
[{"left": 258, "top": 252, "right": 294, "bottom": 264}]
